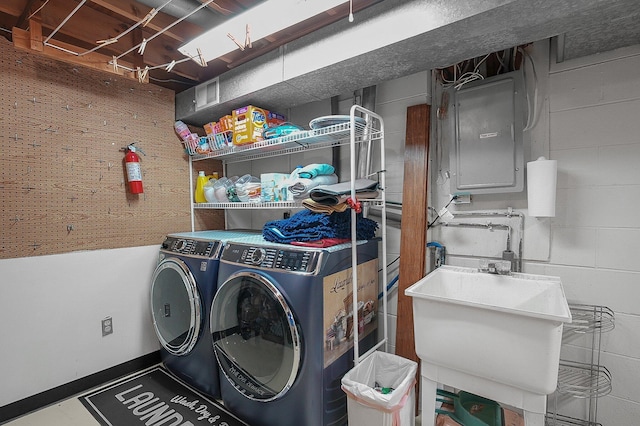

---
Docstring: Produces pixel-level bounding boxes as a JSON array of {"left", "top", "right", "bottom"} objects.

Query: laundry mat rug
[{"left": 80, "top": 367, "right": 247, "bottom": 426}]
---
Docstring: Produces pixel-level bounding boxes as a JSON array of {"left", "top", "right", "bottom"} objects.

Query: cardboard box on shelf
[
  {"left": 266, "top": 111, "right": 286, "bottom": 128},
  {"left": 203, "top": 121, "right": 217, "bottom": 135},
  {"left": 218, "top": 115, "right": 233, "bottom": 132},
  {"left": 232, "top": 105, "right": 269, "bottom": 145}
]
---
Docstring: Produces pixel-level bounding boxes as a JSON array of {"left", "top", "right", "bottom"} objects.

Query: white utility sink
[{"left": 405, "top": 265, "right": 572, "bottom": 426}]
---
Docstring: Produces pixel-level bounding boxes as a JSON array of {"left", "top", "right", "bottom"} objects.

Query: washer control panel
[
  {"left": 161, "top": 237, "right": 219, "bottom": 258},
  {"left": 222, "top": 243, "right": 321, "bottom": 274}
]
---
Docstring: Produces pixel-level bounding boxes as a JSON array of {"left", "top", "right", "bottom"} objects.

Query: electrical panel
[{"left": 449, "top": 70, "right": 525, "bottom": 194}]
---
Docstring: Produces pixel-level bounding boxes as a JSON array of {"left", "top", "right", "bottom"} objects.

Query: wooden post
[{"left": 396, "top": 103, "right": 430, "bottom": 401}]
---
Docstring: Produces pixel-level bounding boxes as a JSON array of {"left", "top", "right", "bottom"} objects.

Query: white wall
[
  {"left": 536, "top": 43, "right": 640, "bottom": 423},
  {"left": 0, "top": 246, "right": 160, "bottom": 407},
  {"left": 369, "top": 72, "right": 431, "bottom": 355},
  {"left": 15, "top": 36, "right": 633, "bottom": 424},
  {"left": 429, "top": 41, "right": 640, "bottom": 424}
]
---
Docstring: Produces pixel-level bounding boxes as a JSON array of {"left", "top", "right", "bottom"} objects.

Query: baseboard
[{"left": 0, "top": 351, "right": 161, "bottom": 424}]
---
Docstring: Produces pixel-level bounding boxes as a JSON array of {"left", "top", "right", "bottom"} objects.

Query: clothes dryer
[
  {"left": 150, "top": 230, "right": 258, "bottom": 399},
  {"left": 211, "top": 236, "right": 379, "bottom": 426}
]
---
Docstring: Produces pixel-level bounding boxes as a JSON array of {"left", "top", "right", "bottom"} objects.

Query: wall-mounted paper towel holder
[{"left": 527, "top": 156, "right": 557, "bottom": 217}]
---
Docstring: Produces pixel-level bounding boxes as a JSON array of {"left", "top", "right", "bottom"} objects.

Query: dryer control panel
[
  {"left": 222, "top": 243, "right": 321, "bottom": 274},
  {"left": 161, "top": 237, "right": 220, "bottom": 258}
]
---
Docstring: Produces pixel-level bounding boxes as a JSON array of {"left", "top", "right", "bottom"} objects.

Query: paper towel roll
[{"left": 527, "top": 156, "right": 557, "bottom": 217}]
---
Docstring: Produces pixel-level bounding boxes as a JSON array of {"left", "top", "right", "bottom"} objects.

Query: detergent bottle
[{"left": 194, "top": 171, "right": 209, "bottom": 203}]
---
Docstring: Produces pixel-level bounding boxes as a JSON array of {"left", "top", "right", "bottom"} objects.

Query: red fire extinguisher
[{"left": 122, "top": 143, "right": 144, "bottom": 194}]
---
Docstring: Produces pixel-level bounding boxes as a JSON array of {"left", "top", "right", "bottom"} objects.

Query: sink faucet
[{"left": 479, "top": 260, "right": 511, "bottom": 275}]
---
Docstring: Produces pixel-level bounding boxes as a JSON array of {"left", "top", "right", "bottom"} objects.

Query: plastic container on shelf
[
  {"left": 211, "top": 177, "right": 230, "bottom": 202},
  {"left": 174, "top": 120, "right": 191, "bottom": 140},
  {"left": 225, "top": 176, "right": 240, "bottom": 202},
  {"left": 203, "top": 177, "right": 218, "bottom": 202},
  {"left": 235, "top": 174, "right": 261, "bottom": 203}
]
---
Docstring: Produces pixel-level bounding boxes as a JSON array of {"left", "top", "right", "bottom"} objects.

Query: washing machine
[
  {"left": 211, "top": 236, "right": 379, "bottom": 426},
  {"left": 150, "top": 230, "right": 258, "bottom": 399}
]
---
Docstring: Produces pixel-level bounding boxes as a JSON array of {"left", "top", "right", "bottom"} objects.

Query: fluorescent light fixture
[{"left": 179, "top": 0, "right": 350, "bottom": 64}]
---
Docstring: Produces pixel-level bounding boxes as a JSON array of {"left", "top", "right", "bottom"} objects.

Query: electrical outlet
[
  {"left": 102, "top": 316, "right": 113, "bottom": 337},
  {"left": 452, "top": 192, "right": 472, "bottom": 204}
]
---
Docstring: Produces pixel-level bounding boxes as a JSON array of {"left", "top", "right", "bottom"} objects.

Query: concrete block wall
[
  {"left": 429, "top": 42, "right": 640, "bottom": 424},
  {"left": 528, "top": 44, "right": 640, "bottom": 423}
]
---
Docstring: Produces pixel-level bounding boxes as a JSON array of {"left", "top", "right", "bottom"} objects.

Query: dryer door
[
  {"left": 151, "top": 258, "right": 202, "bottom": 356},
  {"left": 211, "top": 271, "right": 302, "bottom": 402}
]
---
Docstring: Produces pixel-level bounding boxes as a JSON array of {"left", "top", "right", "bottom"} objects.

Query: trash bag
[{"left": 341, "top": 351, "right": 418, "bottom": 426}]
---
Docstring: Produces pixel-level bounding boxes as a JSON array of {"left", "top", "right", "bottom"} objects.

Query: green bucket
[{"left": 435, "top": 389, "right": 502, "bottom": 426}]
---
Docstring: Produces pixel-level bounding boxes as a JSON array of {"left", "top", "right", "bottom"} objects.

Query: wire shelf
[
  {"left": 194, "top": 201, "right": 301, "bottom": 209},
  {"left": 193, "top": 199, "right": 385, "bottom": 210},
  {"left": 565, "top": 304, "right": 615, "bottom": 334},
  {"left": 556, "top": 360, "right": 612, "bottom": 398},
  {"left": 191, "top": 120, "right": 382, "bottom": 163},
  {"left": 545, "top": 413, "right": 602, "bottom": 426}
]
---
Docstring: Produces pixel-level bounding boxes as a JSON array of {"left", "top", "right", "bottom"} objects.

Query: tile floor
[
  {"left": 4, "top": 366, "right": 423, "bottom": 425},
  {"left": 8, "top": 401, "right": 422, "bottom": 426},
  {"left": 5, "top": 397, "right": 101, "bottom": 426}
]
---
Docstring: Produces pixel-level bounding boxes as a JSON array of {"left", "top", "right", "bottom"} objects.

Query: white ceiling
[{"left": 172, "top": 0, "right": 640, "bottom": 124}]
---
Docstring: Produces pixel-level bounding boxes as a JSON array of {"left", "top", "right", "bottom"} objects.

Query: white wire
[
  {"left": 43, "top": 0, "right": 87, "bottom": 44},
  {"left": 520, "top": 47, "right": 539, "bottom": 132},
  {"left": 453, "top": 71, "right": 484, "bottom": 90},
  {"left": 439, "top": 53, "right": 491, "bottom": 90},
  {"left": 115, "top": 0, "right": 216, "bottom": 60},
  {"left": 473, "top": 53, "right": 491, "bottom": 73},
  {"left": 27, "top": 0, "right": 52, "bottom": 20},
  {"left": 78, "top": 0, "right": 174, "bottom": 57}
]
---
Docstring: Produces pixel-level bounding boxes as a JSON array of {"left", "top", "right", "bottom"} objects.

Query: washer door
[
  {"left": 211, "top": 271, "right": 302, "bottom": 401},
  {"left": 151, "top": 257, "right": 202, "bottom": 356}
]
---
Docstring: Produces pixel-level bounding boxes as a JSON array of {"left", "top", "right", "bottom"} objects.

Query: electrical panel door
[{"left": 450, "top": 71, "right": 525, "bottom": 194}]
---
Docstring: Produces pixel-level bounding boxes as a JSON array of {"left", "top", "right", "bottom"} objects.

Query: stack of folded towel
[
  {"left": 262, "top": 209, "right": 378, "bottom": 244},
  {"left": 309, "top": 179, "right": 379, "bottom": 206},
  {"left": 287, "top": 163, "right": 339, "bottom": 199}
]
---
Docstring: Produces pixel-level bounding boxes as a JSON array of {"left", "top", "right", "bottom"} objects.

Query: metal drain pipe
[
  {"left": 439, "top": 221, "right": 512, "bottom": 251},
  {"left": 445, "top": 208, "right": 525, "bottom": 272}
]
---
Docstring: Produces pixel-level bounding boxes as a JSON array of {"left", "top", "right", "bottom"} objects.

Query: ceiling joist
[
  {"left": 1, "top": 0, "right": 381, "bottom": 91},
  {"left": 12, "top": 19, "right": 141, "bottom": 82}
]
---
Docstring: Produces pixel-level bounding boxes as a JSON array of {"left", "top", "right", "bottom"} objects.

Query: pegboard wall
[{"left": 0, "top": 38, "right": 224, "bottom": 259}]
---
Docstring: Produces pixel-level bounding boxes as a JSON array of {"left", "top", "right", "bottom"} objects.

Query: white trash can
[{"left": 341, "top": 351, "right": 418, "bottom": 426}]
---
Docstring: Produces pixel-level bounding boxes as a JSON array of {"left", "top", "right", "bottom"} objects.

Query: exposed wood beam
[
  {"left": 13, "top": 23, "right": 139, "bottom": 81},
  {"left": 26, "top": 4, "right": 202, "bottom": 81},
  {"left": 15, "top": 0, "right": 41, "bottom": 29},
  {"left": 0, "top": 3, "right": 24, "bottom": 16},
  {"left": 88, "top": 0, "right": 203, "bottom": 43}
]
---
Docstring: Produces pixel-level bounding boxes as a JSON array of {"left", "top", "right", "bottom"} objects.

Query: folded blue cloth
[
  {"left": 297, "top": 163, "right": 335, "bottom": 179},
  {"left": 262, "top": 209, "right": 378, "bottom": 244}
]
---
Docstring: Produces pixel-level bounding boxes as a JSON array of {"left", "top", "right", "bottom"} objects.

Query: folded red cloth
[{"left": 290, "top": 238, "right": 351, "bottom": 248}]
